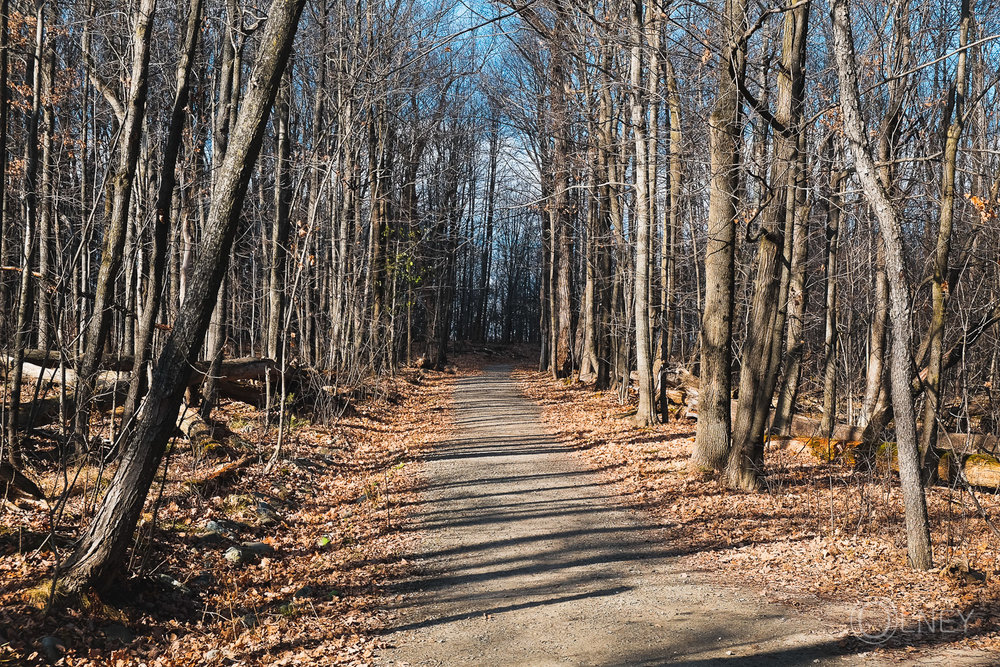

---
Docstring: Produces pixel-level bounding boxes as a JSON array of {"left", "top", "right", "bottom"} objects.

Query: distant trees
[{"left": 2, "top": 0, "right": 999, "bottom": 589}]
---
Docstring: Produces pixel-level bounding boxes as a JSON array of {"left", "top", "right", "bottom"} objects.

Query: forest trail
[{"left": 377, "top": 366, "right": 880, "bottom": 666}]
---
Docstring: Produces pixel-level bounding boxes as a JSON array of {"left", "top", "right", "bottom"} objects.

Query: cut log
[
  {"left": 175, "top": 403, "right": 218, "bottom": 453},
  {"left": 963, "top": 454, "right": 1000, "bottom": 489},
  {"left": 938, "top": 450, "right": 956, "bottom": 484}
]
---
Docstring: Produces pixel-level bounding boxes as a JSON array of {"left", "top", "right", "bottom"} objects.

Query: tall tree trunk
[
  {"left": 772, "top": 133, "right": 811, "bottom": 433},
  {"left": 5, "top": 1, "right": 45, "bottom": 466},
  {"left": 0, "top": 0, "right": 8, "bottom": 318},
  {"left": 267, "top": 73, "right": 292, "bottom": 360},
  {"left": 551, "top": 71, "right": 573, "bottom": 379},
  {"left": 75, "top": 0, "right": 157, "bottom": 443},
  {"left": 123, "top": 0, "right": 203, "bottom": 428},
  {"left": 631, "top": 0, "right": 655, "bottom": 425},
  {"left": 36, "top": 45, "right": 54, "bottom": 350},
  {"left": 580, "top": 139, "right": 599, "bottom": 378},
  {"left": 830, "top": 0, "right": 933, "bottom": 570},
  {"left": 691, "top": 0, "right": 747, "bottom": 472},
  {"left": 58, "top": 0, "right": 306, "bottom": 596},
  {"left": 660, "top": 59, "right": 681, "bottom": 370},
  {"left": 860, "top": 6, "right": 909, "bottom": 428},
  {"left": 919, "top": 0, "right": 970, "bottom": 467},
  {"left": 727, "top": 0, "right": 808, "bottom": 490},
  {"left": 820, "top": 162, "right": 845, "bottom": 440},
  {"left": 477, "top": 117, "right": 499, "bottom": 343}
]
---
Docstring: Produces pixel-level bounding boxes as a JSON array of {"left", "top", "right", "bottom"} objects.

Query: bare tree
[{"left": 830, "top": 0, "right": 933, "bottom": 570}]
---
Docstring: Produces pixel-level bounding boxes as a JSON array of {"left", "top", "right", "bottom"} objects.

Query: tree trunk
[
  {"left": 631, "top": 0, "right": 655, "bottom": 425},
  {"left": 919, "top": 0, "right": 970, "bottom": 467},
  {"left": 122, "top": 0, "right": 203, "bottom": 428},
  {"left": 268, "top": 73, "right": 292, "bottom": 360},
  {"left": 727, "top": 0, "right": 809, "bottom": 490},
  {"left": 5, "top": 1, "right": 44, "bottom": 465},
  {"left": 75, "top": 0, "right": 157, "bottom": 443},
  {"left": 830, "top": 0, "right": 933, "bottom": 570},
  {"left": 0, "top": 0, "right": 9, "bottom": 319},
  {"left": 36, "top": 44, "right": 54, "bottom": 350},
  {"left": 551, "top": 73, "right": 573, "bottom": 379},
  {"left": 58, "top": 0, "right": 306, "bottom": 596},
  {"left": 820, "top": 163, "right": 845, "bottom": 440},
  {"left": 691, "top": 0, "right": 747, "bottom": 473},
  {"left": 772, "top": 133, "right": 811, "bottom": 432}
]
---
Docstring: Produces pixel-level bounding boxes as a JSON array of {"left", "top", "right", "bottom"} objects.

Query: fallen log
[
  {"left": 9, "top": 360, "right": 129, "bottom": 393},
  {"left": 962, "top": 453, "right": 1000, "bottom": 489},
  {"left": 3, "top": 350, "right": 279, "bottom": 383},
  {"left": 190, "top": 357, "right": 281, "bottom": 383},
  {"left": 175, "top": 403, "right": 218, "bottom": 453},
  {"left": 216, "top": 379, "right": 265, "bottom": 407},
  {"left": 185, "top": 455, "right": 252, "bottom": 492},
  {"left": 3, "top": 349, "right": 134, "bottom": 372}
]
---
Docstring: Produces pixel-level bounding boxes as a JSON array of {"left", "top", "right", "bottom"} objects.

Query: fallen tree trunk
[
  {"left": 4, "top": 350, "right": 279, "bottom": 382},
  {"left": 6, "top": 356, "right": 277, "bottom": 395},
  {"left": 775, "top": 436, "right": 1000, "bottom": 491},
  {"left": 175, "top": 403, "right": 218, "bottom": 453},
  {"left": 1, "top": 460, "right": 45, "bottom": 501},
  {"left": 10, "top": 360, "right": 128, "bottom": 392}
]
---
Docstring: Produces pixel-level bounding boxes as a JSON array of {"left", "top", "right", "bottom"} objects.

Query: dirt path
[{"left": 376, "top": 367, "right": 980, "bottom": 666}]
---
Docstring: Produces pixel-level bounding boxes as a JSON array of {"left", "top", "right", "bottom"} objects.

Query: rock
[
  {"left": 102, "top": 623, "right": 133, "bottom": 645},
  {"left": 224, "top": 493, "right": 254, "bottom": 509},
  {"left": 224, "top": 547, "right": 249, "bottom": 565},
  {"left": 156, "top": 573, "right": 192, "bottom": 595},
  {"left": 240, "top": 613, "right": 259, "bottom": 629},
  {"left": 204, "top": 518, "right": 248, "bottom": 539},
  {"left": 195, "top": 531, "right": 226, "bottom": 546},
  {"left": 204, "top": 649, "right": 219, "bottom": 661},
  {"left": 224, "top": 542, "right": 276, "bottom": 566},
  {"left": 255, "top": 501, "right": 280, "bottom": 525},
  {"left": 39, "top": 636, "right": 64, "bottom": 663},
  {"left": 241, "top": 541, "right": 276, "bottom": 556},
  {"left": 293, "top": 585, "right": 316, "bottom": 599},
  {"left": 191, "top": 570, "right": 215, "bottom": 587}
]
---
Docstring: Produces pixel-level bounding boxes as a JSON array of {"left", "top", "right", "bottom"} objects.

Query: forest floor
[
  {"left": 5, "top": 356, "right": 1000, "bottom": 665},
  {"left": 1, "top": 364, "right": 458, "bottom": 666}
]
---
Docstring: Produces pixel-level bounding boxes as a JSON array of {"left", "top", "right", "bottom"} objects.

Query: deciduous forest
[{"left": 1, "top": 0, "right": 1000, "bottom": 663}]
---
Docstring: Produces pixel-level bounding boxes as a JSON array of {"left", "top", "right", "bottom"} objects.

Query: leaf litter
[{"left": 0, "top": 366, "right": 456, "bottom": 666}]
